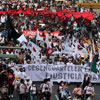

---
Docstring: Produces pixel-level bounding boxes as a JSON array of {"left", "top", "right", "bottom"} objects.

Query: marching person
[
  {"left": 83, "top": 82, "right": 95, "bottom": 100},
  {"left": 72, "top": 84, "right": 82, "bottom": 100},
  {"left": 57, "top": 81, "right": 71, "bottom": 100},
  {"left": 19, "top": 79, "right": 26, "bottom": 100},
  {"left": 18, "top": 68, "right": 27, "bottom": 80},
  {"left": 0, "top": 83, "right": 11, "bottom": 100},
  {"left": 47, "top": 77, "right": 54, "bottom": 100},
  {"left": 81, "top": 73, "right": 91, "bottom": 90},
  {"left": 13, "top": 76, "right": 20, "bottom": 92},
  {"left": 29, "top": 82, "right": 37, "bottom": 100},
  {"left": 25, "top": 77, "right": 32, "bottom": 100},
  {"left": 40, "top": 79, "right": 51, "bottom": 100},
  {"left": 8, "top": 69, "right": 15, "bottom": 98}
]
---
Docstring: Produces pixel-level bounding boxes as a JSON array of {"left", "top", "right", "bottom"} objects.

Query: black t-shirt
[{"left": 43, "top": 92, "right": 51, "bottom": 100}]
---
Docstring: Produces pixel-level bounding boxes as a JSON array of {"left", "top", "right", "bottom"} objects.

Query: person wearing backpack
[
  {"left": 40, "top": 79, "right": 51, "bottom": 100},
  {"left": 83, "top": 82, "right": 95, "bottom": 100}
]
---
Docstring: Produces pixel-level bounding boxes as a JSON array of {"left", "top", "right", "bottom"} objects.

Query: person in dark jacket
[{"left": 82, "top": 73, "right": 91, "bottom": 90}]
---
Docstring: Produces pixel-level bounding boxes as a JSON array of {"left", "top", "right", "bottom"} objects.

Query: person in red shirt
[{"left": 8, "top": 69, "right": 15, "bottom": 97}]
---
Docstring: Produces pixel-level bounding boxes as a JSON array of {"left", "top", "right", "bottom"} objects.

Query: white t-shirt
[
  {"left": 18, "top": 72, "right": 27, "bottom": 80},
  {"left": 25, "top": 80, "right": 32, "bottom": 92},
  {"left": 14, "top": 70, "right": 20, "bottom": 77},
  {"left": 48, "top": 81, "right": 54, "bottom": 93},
  {"left": 1, "top": 15, "right": 6, "bottom": 23},
  {"left": 40, "top": 83, "right": 50, "bottom": 93},
  {"left": 59, "top": 86, "right": 63, "bottom": 93},
  {"left": 30, "top": 86, "right": 37, "bottom": 94},
  {"left": 19, "top": 83, "right": 26, "bottom": 94},
  {"left": 84, "top": 86, "right": 94, "bottom": 95},
  {"left": 13, "top": 79, "right": 20, "bottom": 89}
]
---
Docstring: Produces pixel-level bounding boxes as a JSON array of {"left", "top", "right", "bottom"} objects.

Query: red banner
[
  {"left": 23, "top": 30, "right": 60, "bottom": 38},
  {"left": 0, "top": 9, "right": 94, "bottom": 20}
]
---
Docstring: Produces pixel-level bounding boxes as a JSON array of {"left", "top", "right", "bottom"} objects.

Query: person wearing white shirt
[
  {"left": 29, "top": 82, "right": 37, "bottom": 100},
  {"left": 1, "top": 14, "right": 7, "bottom": 24},
  {"left": 14, "top": 68, "right": 20, "bottom": 77},
  {"left": 19, "top": 79, "right": 26, "bottom": 100},
  {"left": 47, "top": 77, "right": 54, "bottom": 93},
  {"left": 18, "top": 68, "right": 27, "bottom": 80},
  {"left": 13, "top": 76, "right": 20, "bottom": 91},
  {"left": 84, "top": 82, "right": 95, "bottom": 100},
  {"left": 25, "top": 77, "right": 32, "bottom": 100},
  {"left": 40, "top": 79, "right": 50, "bottom": 93}
]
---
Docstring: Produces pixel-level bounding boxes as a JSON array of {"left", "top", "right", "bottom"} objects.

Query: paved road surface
[{"left": 9, "top": 83, "right": 100, "bottom": 100}]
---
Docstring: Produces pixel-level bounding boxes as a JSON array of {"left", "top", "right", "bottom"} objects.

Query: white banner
[{"left": 15, "top": 64, "right": 100, "bottom": 83}]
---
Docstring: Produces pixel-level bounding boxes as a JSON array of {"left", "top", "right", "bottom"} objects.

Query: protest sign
[{"left": 15, "top": 64, "right": 100, "bottom": 83}]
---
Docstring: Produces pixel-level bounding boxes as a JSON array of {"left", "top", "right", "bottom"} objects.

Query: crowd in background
[{"left": 0, "top": 0, "right": 100, "bottom": 100}]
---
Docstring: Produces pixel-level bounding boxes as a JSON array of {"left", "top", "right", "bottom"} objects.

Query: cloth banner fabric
[
  {"left": 23, "top": 30, "right": 60, "bottom": 38},
  {"left": 0, "top": 9, "right": 94, "bottom": 21},
  {"left": 15, "top": 64, "right": 100, "bottom": 83}
]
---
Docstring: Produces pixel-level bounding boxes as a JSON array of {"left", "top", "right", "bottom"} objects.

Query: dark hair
[
  {"left": 76, "top": 84, "right": 80, "bottom": 88},
  {"left": 20, "top": 79, "right": 24, "bottom": 83}
]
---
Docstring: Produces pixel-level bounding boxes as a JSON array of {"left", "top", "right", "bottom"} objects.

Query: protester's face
[
  {"left": 40, "top": 99, "right": 44, "bottom": 100},
  {"left": 85, "top": 74, "right": 88, "bottom": 77},
  {"left": 61, "top": 82, "right": 64, "bottom": 86},
  {"left": 89, "top": 83, "right": 92, "bottom": 86},
  {"left": 32, "top": 83, "right": 35, "bottom": 86},
  {"left": 20, "top": 68, "right": 23, "bottom": 72},
  {"left": 26, "top": 79, "right": 29, "bottom": 82}
]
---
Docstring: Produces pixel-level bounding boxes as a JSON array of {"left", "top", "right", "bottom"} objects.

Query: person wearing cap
[{"left": 13, "top": 76, "right": 20, "bottom": 91}]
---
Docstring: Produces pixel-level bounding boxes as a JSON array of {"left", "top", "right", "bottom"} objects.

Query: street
[{"left": 10, "top": 83, "right": 100, "bottom": 100}]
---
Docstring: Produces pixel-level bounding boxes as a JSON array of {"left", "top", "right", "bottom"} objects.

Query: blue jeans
[
  {"left": 0, "top": 9, "right": 3, "bottom": 11},
  {"left": 30, "top": 94, "right": 36, "bottom": 100}
]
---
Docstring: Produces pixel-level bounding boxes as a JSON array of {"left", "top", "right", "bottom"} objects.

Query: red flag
[{"left": 47, "top": 48, "right": 54, "bottom": 56}]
